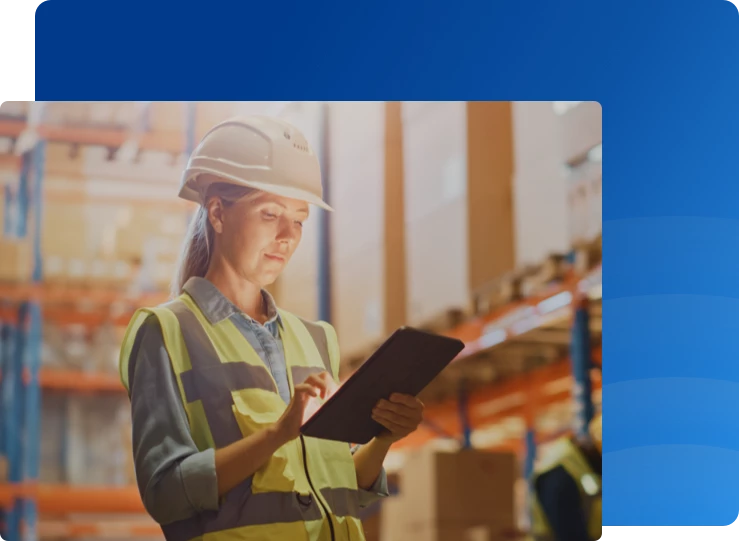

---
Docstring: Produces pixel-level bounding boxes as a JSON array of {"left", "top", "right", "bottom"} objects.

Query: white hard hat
[{"left": 179, "top": 115, "right": 332, "bottom": 211}]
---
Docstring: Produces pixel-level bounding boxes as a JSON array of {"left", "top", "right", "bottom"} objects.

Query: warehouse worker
[
  {"left": 118, "top": 116, "right": 425, "bottom": 541},
  {"left": 529, "top": 413, "right": 602, "bottom": 541}
]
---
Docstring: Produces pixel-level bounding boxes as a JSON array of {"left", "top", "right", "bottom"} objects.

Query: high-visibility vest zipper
[{"left": 301, "top": 434, "right": 336, "bottom": 541}]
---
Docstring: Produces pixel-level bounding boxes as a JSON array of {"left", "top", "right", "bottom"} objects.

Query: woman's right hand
[{"left": 274, "top": 372, "right": 335, "bottom": 444}]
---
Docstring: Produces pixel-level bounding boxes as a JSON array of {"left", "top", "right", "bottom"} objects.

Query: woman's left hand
[{"left": 371, "top": 393, "right": 424, "bottom": 444}]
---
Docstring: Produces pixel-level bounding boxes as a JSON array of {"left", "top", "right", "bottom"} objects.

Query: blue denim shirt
[{"left": 127, "top": 277, "right": 388, "bottom": 525}]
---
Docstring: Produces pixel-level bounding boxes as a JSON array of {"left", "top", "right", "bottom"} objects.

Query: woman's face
[{"left": 209, "top": 191, "right": 309, "bottom": 287}]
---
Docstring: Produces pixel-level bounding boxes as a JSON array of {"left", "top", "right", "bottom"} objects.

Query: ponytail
[{"left": 171, "top": 179, "right": 256, "bottom": 297}]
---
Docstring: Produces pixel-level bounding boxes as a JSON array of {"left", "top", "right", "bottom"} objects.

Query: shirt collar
[{"left": 182, "top": 276, "right": 283, "bottom": 328}]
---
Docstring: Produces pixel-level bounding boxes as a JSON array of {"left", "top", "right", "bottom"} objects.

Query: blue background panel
[{"left": 34, "top": 0, "right": 739, "bottom": 526}]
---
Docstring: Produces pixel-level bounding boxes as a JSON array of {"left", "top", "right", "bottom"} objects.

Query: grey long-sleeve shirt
[{"left": 127, "top": 277, "right": 388, "bottom": 526}]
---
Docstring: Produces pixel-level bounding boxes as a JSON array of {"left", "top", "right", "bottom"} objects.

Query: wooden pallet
[
  {"left": 417, "top": 307, "right": 469, "bottom": 335},
  {"left": 519, "top": 253, "right": 569, "bottom": 297},
  {"left": 573, "top": 234, "right": 602, "bottom": 276},
  {"left": 471, "top": 273, "right": 523, "bottom": 317}
]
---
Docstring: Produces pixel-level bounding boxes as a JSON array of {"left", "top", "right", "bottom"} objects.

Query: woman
[{"left": 118, "top": 116, "right": 424, "bottom": 541}]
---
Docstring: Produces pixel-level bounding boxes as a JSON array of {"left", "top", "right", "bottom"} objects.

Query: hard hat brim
[{"left": 179, "top": 169, "right": 334, "bottom": 212}]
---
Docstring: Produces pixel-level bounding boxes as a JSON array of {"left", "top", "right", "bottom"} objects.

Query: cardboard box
[
  {"left": 45, "top": 141, "right": 86, "bottom": 178},
  {"left": 0, "top": 101, "right": 28, "bottom": 118},
  {"left": 511, "top": 102, "right": 571, "bottom": 268},
  {"left": 195, "top": 102, "right": 238, "bottom": 140},
  {"left": 567, "top": 159, "right": 602, "bottom": 246},
  {"left": 559, "top": 101, "right": 602, "bottom": 165},
  {"left": 360, "top": 507, "right": 381, "bottom": 541},
  {"left": 399, "top": 447, "right": 517, "bottom": 527},
  {"left": 380, "top": 448, "right": 519, "bottom": 540},
  {"left": 329, "top": 102, "right": 387, "bottom": 359},
  {"left": 466, "top": 102, "right": 515, "bottom": 293},
  {"left": 383, "top": 102, "right": 408, "bottom": 334},
  {"left": 397, "top": 522, "right": 520, "bottom": 541},
  {"left": 0, "top": 238, "right": 32, "bottom": 282},
  {"left": 401, "top": 102, "right": 469, "bottom": 328},
  {"left": 380, "top": 494, "right": 409, "bottom": 541},
  {"left": 149, "top": 102, "right": 187, "bottom": 134}
]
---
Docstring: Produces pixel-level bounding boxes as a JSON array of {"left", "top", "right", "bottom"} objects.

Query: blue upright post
[
  {"left": 183, "top": 102, "right": 198, "bottom": 232},
  {"left": 15, "top": 153, "right": 32, "bottom": 238},
  {"left": 20, "top": 141, "right": 45, "bottom": 541},
  {"left": 185, "top": 102, "right": 196, "bottom": 157},
  {"left": 570, "top": 293, "right": 595, "bottom": 440},
  {"left": 0, "top": 319, "right": 13, "bottom": 540},
  {"left": 523, "top": 428, "right": 537, "bottom": 531},
  {"left": 458, "top": 379, "right": 472, "bottom": 449},
  {"left": 7, "top": 305, "right": 25, "bottom": 541},
  {"left": 4, "top": 185, "right": 15, "bottom": 236},
  {"left": 317, "top": 103, "right": 332, "bottom": 324}
]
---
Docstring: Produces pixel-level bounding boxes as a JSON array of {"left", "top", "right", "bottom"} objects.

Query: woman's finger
[
  {"left": 372, "top": 408, "right": 416, "bottom": 429},
  {"left": 389, "top": 393, "right": 423, "bottom": 410},
  {"left": 294, "top": 383, "right": 319, "bottom": 399},
  {"left": 375, "top": 399, "right": 420, "bottom": 419},
  {"left": 304, "top": 374, "right": 329, "bottom": 398},
  {"left": 372, "top": 414, "right": 407, "bottom": 435}
]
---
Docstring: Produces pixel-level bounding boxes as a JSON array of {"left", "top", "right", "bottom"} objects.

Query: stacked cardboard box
[
  {"left": 402, "top": 102, "right": 518, "bottom": 328},
  {"left": 510, "top": 102, "right": 571, "bottom": 268},
  {"left": 558, "top": 102, "right": 602, "bottom": 246},
  {"left": 40, "top": 197, "right": 187, "bottom": 292},
  {"left": 401, "top": 102, "right": 469, "bottom": 328},
  {"left": 381, "top": 447, "right": 518, "bottom": 541},
  {"left": 40, "top": 394, "right": 67, "bottom": 483},
  {"left": 0, "top": 238, "right": 32, "bottom": 282},
  {"left": 44, "top": 102, "right": 136, "bottom": 129},
  {"left": 148, "top": 102, "right": 187, "bottom": 136},
  {"left": 66, "top": 395, "right": 134, "bottom": 486},
  {"left": 194, "top": 102, "right": 238, "bottom": 140},
  {"left": 329, "top": 102, "right": 387, "bottom": 358},
  {"left": 0, "top": 101, "right": 28, "bottom": 118}
]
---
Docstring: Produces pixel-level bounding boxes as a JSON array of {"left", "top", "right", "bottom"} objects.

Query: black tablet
[{"left": 300, "top": 326, "right": 465, "bottom": 444}]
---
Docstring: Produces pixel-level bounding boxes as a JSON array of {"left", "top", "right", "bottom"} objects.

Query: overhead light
[
  {"left": 553, "top": 101, "right": 583, "bottom": 115},
  {"left": 478, "top": 328, "right": 507, "bottom": 349},
  {"left": 587, "top": 144, "right": 602, "bottom": 163},
  {"left": 538, "top": 291, "right": 573, "bottom": 315}
]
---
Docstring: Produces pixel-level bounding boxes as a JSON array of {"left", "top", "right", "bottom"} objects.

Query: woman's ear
[{"left": 206, "top": 197, "right": 225, "bottom": 234}]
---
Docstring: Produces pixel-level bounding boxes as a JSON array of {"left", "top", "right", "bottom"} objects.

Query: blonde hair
[{"left": 171, "top": 178, "right": 257, "bottom": 297}]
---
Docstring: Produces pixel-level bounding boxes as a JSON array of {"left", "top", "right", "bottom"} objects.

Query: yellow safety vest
[
  {"left": 529, "top": 437, "right": 602, "bottom": 541},
  {"left": 119, "top": 293, "right": 366, "bottom": 541}
]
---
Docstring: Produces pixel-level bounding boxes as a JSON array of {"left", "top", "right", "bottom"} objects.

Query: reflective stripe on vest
[
  {"left": 119, "top": 294, "right": 365, "bottom": 541},
  {"left": 530, "top": 438, "right": 602, "bottom": 541}
]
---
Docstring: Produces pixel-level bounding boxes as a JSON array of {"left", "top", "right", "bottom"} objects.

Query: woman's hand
[
  {"left": 274, "top": 372, "right": 334, "bottom": 444},
  {"left": 371, "top": 393, "right": 424, "bottom": 444}
]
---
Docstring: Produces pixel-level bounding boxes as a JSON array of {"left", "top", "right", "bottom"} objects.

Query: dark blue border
[{"left": 35, "top": 0, "right": 739, "bottom": 526}]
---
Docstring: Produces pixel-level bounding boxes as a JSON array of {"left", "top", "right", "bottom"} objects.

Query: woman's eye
[
  {"left": 295, "top": 221, "right": 304, "bottom": 228},
  {"left": 263, "top": 212, "right": 278, "bottom": 220}
]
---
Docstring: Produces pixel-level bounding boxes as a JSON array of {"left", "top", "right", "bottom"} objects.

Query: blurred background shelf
[{"left": 0, "top": 485, "right": 144, "bottom": 514}]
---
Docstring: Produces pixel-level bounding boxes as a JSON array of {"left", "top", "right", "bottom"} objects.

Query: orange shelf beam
[
  {"left": 37, "top": 520, "right": 161, "bottom": 539},
  {"left": 0, "top": 119, "right": 25, "bottom": 139},
  {"left": 139, "top": 130, "right": 186, "bottom": 155},
  {"left": 0, "top": 484, "right": 145, "bottom": 514},
  {"left": 42, "top": 189, "right": 194, "bottom": 210},
  {"left": 0, "top": 283, "right": 169, "bottom": 306},
  {"left": 39, "top": 369, "right": 125, "bottom": 393},
  {"left": 38, "top": 485, "right": 145, "bottom": 514},
  {"left": 392, "top": 349, "right": 602, "bottom": 451},
  {"left": 38, "top": 125, "right": 128, "bottom": 148},
  {"left": 0, "top": 119, "right": 187, "bottom": 154}
]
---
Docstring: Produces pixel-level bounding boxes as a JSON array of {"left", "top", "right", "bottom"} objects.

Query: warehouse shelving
[
  {"left": 0, "top": 485, "right": 144, "bottom": 514},
  {"left": 0, "top": 103, "right": 197, "bottom": 541}
]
